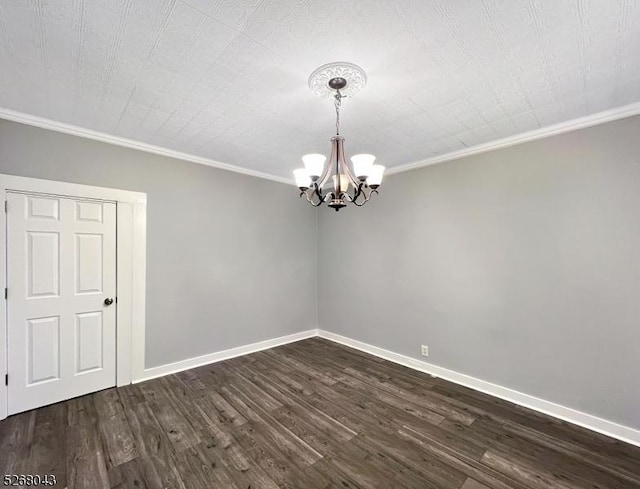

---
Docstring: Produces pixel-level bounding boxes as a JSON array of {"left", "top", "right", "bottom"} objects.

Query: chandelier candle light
[{"left": 294, "top": 62, "right": 385, "bottom": 211}]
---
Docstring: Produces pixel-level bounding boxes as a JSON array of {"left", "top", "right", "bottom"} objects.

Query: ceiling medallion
[
  {"left": 294, "top": 62, "right": 384, "bottom": 211},
  {"left": 308, "top": 61, "right": 368, "bottom": 99}
]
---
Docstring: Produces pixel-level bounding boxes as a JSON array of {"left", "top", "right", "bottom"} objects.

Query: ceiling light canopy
[{"left": 295, "top": 62, "right": 384, "bottom": 211}]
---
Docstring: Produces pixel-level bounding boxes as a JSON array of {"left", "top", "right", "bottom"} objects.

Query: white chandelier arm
[{"left": 317, "top": 136, "right": 338, "bottom": 190}]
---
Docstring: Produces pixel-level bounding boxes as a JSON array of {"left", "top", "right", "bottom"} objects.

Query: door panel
[
  {"left": 27, "top": 316, "right": 60, "bottom": 384},
  {"left": 27, "top": 195, "right": 60, "bottom": 220},
  {"left": 7, "top": 192, "right": 117, "bottom": 414},
  {"left": 75, "top": 200, "right": 103, "bottom": 222},
  {"left": 76, "top": 233, "right": 103, "bottom": 294},
  {"left": 27, "top": 231, "right": 60, "bottom": 297},
  {"left": 76, "top": 311, "right": 104, "bottom": 373}
]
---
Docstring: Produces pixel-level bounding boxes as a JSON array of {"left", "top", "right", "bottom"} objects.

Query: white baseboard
[
  {"left": 134, "top": 329, "right": 317, "bottom": 383},
  {"left": 317, "top": 329, "right": 640, "bottom": 448},
  {"left": 130, "top": 327, "right": 640, "bottom": 447}
]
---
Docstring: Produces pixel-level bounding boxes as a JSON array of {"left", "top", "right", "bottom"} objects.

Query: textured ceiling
[{"left": 0, "top": 1, "right": 639, "bottom": 180}]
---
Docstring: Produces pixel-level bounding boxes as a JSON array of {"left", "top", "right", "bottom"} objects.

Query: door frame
[{"left": 0, "top": 174, "right": 147, "bottom": 420}]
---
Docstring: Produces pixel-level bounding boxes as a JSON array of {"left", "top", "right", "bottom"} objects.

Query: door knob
[{"left": 104, "top": 298, "right": 114, "bottom": 306}]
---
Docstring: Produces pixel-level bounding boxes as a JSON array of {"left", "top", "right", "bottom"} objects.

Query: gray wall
[
  {"left": 318, "top": 115, "right": 640, "bottom": 430},
  {"left": 3, "top": 115, "right": 638, "bottom": 430},
  {"left": 0, "top": 120, "right": 317, "bottom": 369}
]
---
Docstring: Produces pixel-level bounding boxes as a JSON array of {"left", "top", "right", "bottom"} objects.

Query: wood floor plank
[
  {"left": 343, "top": 365, "right": 476, "bottom": 425},
  {"left": 197, "top": 428, "right": 281, "bottom": 489},
  {"left": 481, "top": 441, "right": 640, "bottom": 489},
  {"left": 26, "top": 403, "right": 67, "bottom": 488},
  {"left": 169, "top": 443, "right": 243, "bottom": 489},
  {"left": 116, "top": 383, "right": 146, "bottom": 409},
  {"left": 502, "top": 420, "right": 640, "bottom": 485},
  {"left": 232, "top": 420, "right": 329, "bottom": 489},
  {"left": 217, "top": 364, "right": 284, "bottom": 412},
  {"left": 0, "top": 411, "right": 36, "bottom": 478},
  {"left": 2, "top": 337, "right": 639, "bottom": 489},
  {"left": 330, "top": 377, "right": 447, "bottom": 431},
  {"left": 480, "top": 449, "right": 583, "bottom": 489},
  {"left": 312, "top": 457, "right": 372, "bottom": 489},
  {"left": 319, "top": 439, "right": 416, "bottom": 489},
  {"left": 222, "top": 383, "right": 324, "bottom": 467},
  {"left": 125, "top": 401, "right": 187, "bottom": 489},
  {"left": 108, "top": 458, "right": 152, "bottom": 489},
  {"left": 263, "top": 347, "right": 339, "bottom": 385},
  {"left": 113, "top": 398, "right": 165, "bottom": 489},
  {"left": 66, "top": 401, "right": 110, "bottom": 489},
  {"left": 146, "top": 398, "right": 199, "bottom": 454},
  {"left": 271, "top": 404, "right": 357, "bottom": 460},
  {"left": 354, "top": 430, "right": 468, "bottom": 489},
  {"left": 98, "top": 410, "right": 139, "bottom": 468},
  {"left": 93, "top": 389, "right": 139, "bottom": 470},
  {"left": 241, "top": 367, "right": 358, "bottom": 442},
  {"left": 397, "top": 425, "right": 530, "bottom": 489},
  {"left": 461, "top": 478, "right": 492, "bottom": 489},
  {"left": 139, "top": 379, "right": 200, "bottom": 454},
  {"left": 94, "top": 389, "right": 124, "bottom": 419},
  {"left": 337, "top": 369, "right": 447, "bottom": 425}
]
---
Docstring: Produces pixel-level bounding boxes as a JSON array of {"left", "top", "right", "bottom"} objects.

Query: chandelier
[{"left": 294, "top": 62, "right": 385, "bottom": 211}]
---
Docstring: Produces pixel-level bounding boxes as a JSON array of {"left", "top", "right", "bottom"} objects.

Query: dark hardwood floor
[{"left": 1, "top": 337, "right": 639, "bottom": 488}]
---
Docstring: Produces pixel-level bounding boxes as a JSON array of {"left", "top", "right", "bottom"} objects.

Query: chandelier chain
[{"left": 334, "top": 90, "right": 343, "bottom": 135}]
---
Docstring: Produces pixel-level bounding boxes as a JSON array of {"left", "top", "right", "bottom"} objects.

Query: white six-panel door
[{"left": 7, "top": 192, "right": 117, "bottom": 414}]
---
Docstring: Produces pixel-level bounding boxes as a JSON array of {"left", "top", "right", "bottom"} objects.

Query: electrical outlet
[{"left": 421, "top": 345, "right": 429, "bottom": 357}]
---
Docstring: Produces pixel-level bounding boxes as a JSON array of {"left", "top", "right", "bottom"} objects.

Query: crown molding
[
  {"left": 0, "top": 108, "right": 295, "bottom": 186},
  {"left": 2, "top": 103, "right": 639, "bottom": 184},
  {"left": 387, "top": 102, "right": 640, "bottom": 175}
]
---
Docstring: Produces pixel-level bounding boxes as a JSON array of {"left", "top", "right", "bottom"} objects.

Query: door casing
[{"left": 0, "top": 174, "right": 147, "bottom": 420}]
